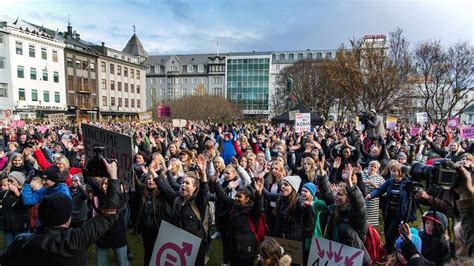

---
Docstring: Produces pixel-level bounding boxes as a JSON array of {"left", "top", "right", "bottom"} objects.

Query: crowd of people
[{"left": 0, "top": 109, "right": 472, "bottom": 266}]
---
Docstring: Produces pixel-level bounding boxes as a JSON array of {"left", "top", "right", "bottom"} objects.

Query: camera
[
  {"left": 404, "top": 179, "right": 424, "bottom": 193},
  {"left": 85, "top": 146, "right": 113, "bottom": 178},
  {"left": 410, "top": 159, "right": 458, "bottom": 189},
  {"left": 358, "top": 112, "right": 370, "bottom": 125}
]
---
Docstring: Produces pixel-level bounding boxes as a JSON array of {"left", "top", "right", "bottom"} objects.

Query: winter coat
[
  {"left": 366, "top": 115, "right": 385, "bottom": 140},
  {"left": 0, "top": 179, "right": 122, "bottom": 266},
  {"left": 273, "top": 196, "right": 305, "bottom": 241},
  {"left": 2, "top": 192, "right": 29, "bottom": 232},
  {"left": 369, "top": 178, "right": 416, "bottom": 222},
  {"left": 419, "top": 232, "right": 449, "bottom": 266},
  {"left": 21, "top": 183, "right": 71, "bottom": 206},
  {"left": 303, "top": 197, "right": 327, "bottom": 250},
  {"left": 220, "top": 139, "right": 237, "bottom": 165},
  {"left": 70, "top": 186, "right": 88, "bottom": 223}
]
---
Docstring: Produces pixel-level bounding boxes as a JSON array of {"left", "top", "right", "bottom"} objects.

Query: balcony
[
  {"left": 76, "top": 86, "right": 93, "bottom": 94},
  {"left": 78, "top": 102, "right": 93, "bottom": 110}
]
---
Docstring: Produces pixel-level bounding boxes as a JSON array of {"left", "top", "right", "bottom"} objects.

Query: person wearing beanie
[
  {"left": 397, "top": 152, "right": 408, "bottom": 165},
  {"left": 419, "top": 211, "right": 450, "bottom": 266},
  {"left": 301, "top": 182, "right": 327, "bottom": 265},
  {"left": 21, "top": 165, "right": 71, "bottom": 207},
  {"left": 0, "top": 159, "right": 122, "bottom": 266},
  {"left": 2, "top": 172, "right": 30, "bottom": 247}
]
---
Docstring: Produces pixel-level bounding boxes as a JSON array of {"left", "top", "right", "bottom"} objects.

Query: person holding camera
[
  {"left": 365, "top": 109, "right": 386, "bottom": 141},
  {"left": 0, "top": 159, "right": 122, "bottom": 266}
]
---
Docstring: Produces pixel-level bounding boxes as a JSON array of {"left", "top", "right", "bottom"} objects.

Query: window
[
  {"left": 130, "top": 69, "right": 134, "bottom": 78},
  {"left": 43, "top": 91, "right": 50, "bottom": 102},
  {"left": 137, "top": 99, "right": 141, "bottom": 108},
  {"left": 131, "top": 99, "right": 135, "bottom": 108},
  {"left": 66, "top": 58, "right": 73, "bottom": 67},
  {"left": 117, "top": 66, "right": 121, "bottom": 75},
  {"left": 149, "top": 66, "right": 155, "bottom": 73},
  {"left": 42, "top": 69, "right": 48, "bottom": 81},
  {"left": 110, "top": 81, "right": 115, "bottom": 90},
  {"left": 201, "top": 77, "right": 206, "bottom": 83},
  {"left": 55, "top": 92, "right": 60, "bottom": 103},
  {"left": 30, "top": 68, "right": 37, "bottom": 80},
  {"left": 75, "top": 60, "right": 81, "bottom": 69},
  {"left": 169, "top": 66, "right": 177, "bottom": 72},
  {"left": 279, "top": 54, "right": 285, "bottom": 60},
  {"left": 125, "top": 98, "right": 129, "bottom": 108},
  {"left": 102, "top": 96, "right": 107, "bottom": 106},
  {"left": 181, "top": 88, "right": 186, "bottom": 95},
  {"left": 298, "top": 53, "right": 304, "bottom": 59},
  {"left": 0, "top": 83, "right": 7, "bottom": 97},
  {"left": 160, "top": 78, "right": 164, "bottom": 84},
  {"left": 90, "top": 63, "right": 95, "bottom": 71},
  {"left": 191, "top": 78, "right": 196, "bottom": 84},
  {"left": 101, "top": 79, "right": 106, "bottom": 90},
  {"left": 124, "top": 83, "right": 128, "bottom": 92},
  {"left": 136, "top": 85, "right": 140, "bottom": 94},
  {"left": 111, "top": 97, "right": 115, "bottom": 106},
  {"left": 32, "top": 89, "right": 38, "bottom": 101},
  {"left": 110, "top": 64, "right": 115, "bottom": 74},
  {"left": 326, "top": 52, "right": 332, "bottom": 58},
  {"left": 198, "top": 64, "right": 204, "bottom": 73},
  {"left": 136, "top": 70, "right": 140, "bottom": 79},
  {"left": 131, "top": 84, "right": 134, "bottom": 93},
  {"left": 19, "top": 88, "right": 25, "bottom": 100},
  {"left": 187, "top": 65, "right": 193, "bottom": 73},
  {"left": 289, "top": 53, "right": 294, "bottom": 60},
  {"left": 0, "top": 57, "right": 4, "bottom": 69},
  {"left": 52, "top": 50, "right": 58, "bottom": 62},
  {"left": 124, "top": 67, "right": 128, "bottom": 77},
  {"left": 117, "top": 82, "right": 122, "bottom": 91},
  {"left": 16, "top": 41, "right": 23, "bottom": 55},
  {"left": 41, "top": 48, "right": 47, "bottom": 60},
  {"left": 118, "top": 98, "right": 122, "bottom": 107},
  {"left": 0, "top": 35, "right": 4, "bottom": 48},
  {"left": 53, "top": 72, "right": 59, "bottom": 83},
  {"left": 181, "top": 78, "right": 187, "bottom": 84},
  {"left": 29, "top": 45, "right": 35, "bottom": 57},
  {"left": 17, "top": 66, "right": 24, "bottom": 78},
  {"left": 317, "top": 52, "right": 322, "bottom": 59},
  {"left": 101, "top": 62, "right": 106, "bottom": 72},
  {"left": 307, "top": 53, "right": 313, "bottom": 59},
  {"left": 212, "top": 77, "right": 222, "bottom": 84},
  {"left": 82, "top": 61, "right": 89, "bottom": 70}
]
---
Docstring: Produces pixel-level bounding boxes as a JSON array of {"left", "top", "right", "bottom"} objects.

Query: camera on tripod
[
  {"left": 85, "top": 146, "right": 115, "bottom": 178},
  {"left": 410, "top": 159, "right": 458, "bottom": 190}
]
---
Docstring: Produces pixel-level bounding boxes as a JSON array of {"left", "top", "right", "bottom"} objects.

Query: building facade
[{"left": 0, "top": 16, "right": 66, "bottom": 120}]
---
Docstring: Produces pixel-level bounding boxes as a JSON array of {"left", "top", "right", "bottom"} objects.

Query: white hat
[{"left": 282, "top": 175, "right": 301, "bottom": 192}]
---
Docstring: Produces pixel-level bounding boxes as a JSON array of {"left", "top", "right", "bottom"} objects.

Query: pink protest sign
[
  {"left": 11, "top": 120, "right": 25, "bottom": 129},
  {"left": 410, "top": 127, "right": 421, "bottom": 137},
  {"left": 39, "top": 126, "right": 48, "bottom": 134},
  {"left": 460, "top": 126, "right": 474, "bottom": 139},
  {"left": 447, "top": 118, "right": 460, "bottom": 129}
]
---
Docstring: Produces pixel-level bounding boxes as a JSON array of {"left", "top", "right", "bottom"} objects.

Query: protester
[{"left": 258, "top": 238, "right": 292, "bottom": 266}]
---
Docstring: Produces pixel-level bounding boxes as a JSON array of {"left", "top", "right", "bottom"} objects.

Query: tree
[
  {"left": 325, "top": 28, "right": 413, "bottom": 115},
  {"left": 273, "top": 60, "right": 340, "bottom": 119},
  {"left": 169, "top": 95, "right": 242, "bottom": 121},
  {"left": 413, "top": 40, "right": 474, "bottom": 123}
]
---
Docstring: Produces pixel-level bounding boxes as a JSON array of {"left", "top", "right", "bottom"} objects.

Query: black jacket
[
  {"left": 0, "top": 179, "right": 121, "bottom": 266},
  {"left": 70, "top": 186, "right": 88, "bottom": 223},
  {"left": 2, "top": 191, "right": 29, "bottom": 232},
  {"left": 272, "top": 195, "right": 305, "bottom": 241}
]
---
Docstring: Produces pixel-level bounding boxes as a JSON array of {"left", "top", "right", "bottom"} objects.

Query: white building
[{"left": 0, "top": 16, "right": 66, "bottom": 120}]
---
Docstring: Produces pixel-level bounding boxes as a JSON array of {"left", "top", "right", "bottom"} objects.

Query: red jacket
[{"left": 33, "top": 149, "right": 79, "bottom": 187}]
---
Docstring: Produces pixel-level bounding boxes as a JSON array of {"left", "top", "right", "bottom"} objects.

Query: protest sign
[
  {"left": 386, "top": 116, "right": 397, "bottom": 129},
  {"left": 460, "top": 126, "right": 474, "bottom": 139},
  {"left": 264, "top": 236, "right": 303, "bottom": 265},
  {"left": 46, "top": 113, "right": 66, "bottom": 125},
  {"left": 288, "top": 110, "right": 299, "bottom": 121},
  {"left": 410, "top": 127, "right": 421, "bottom": 137},
  {"left": 416, "top": 112, "right": 428, "bottom": 124},
  {"left": 81, "top": 124, "right": 134, "bottom": 187},
  {"left": 172, "top": 119, "right": 187, "bottom": 128},
  {"left": 3, "top": 109, "right": 12, "bottom": 120},
  {"left": 149, "top": 221, "right": 201, "bottom": 266},
  {"left": 295, "top": 113, "right": 311, "bottom": 132},
  {"left": 10, "top": 120, "right": 25, "bottom": 129},
  {"left": 447, "top": 118, "right": 460, "bottom": 129},
  {"left": 157, "top": 105, "right": 171, "bottom": 118},
  {"left": 39, "top": 125, "right": 48, "bottom": 134},
  {"left": 139, "top": 112, "right": 153, "bottom": 123},
  {"left": 308, "top": 237, "right": 364, "bottom": 266}
]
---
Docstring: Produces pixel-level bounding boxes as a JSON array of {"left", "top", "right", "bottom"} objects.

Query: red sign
[{"left": 157, "top": 105, "right": 171, "bottom": 118}]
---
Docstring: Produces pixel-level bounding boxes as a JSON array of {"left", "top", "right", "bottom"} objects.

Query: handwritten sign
[
  {"left": 416, "top": 112, "right": 428, "bottom": 124},
  {"left": 460, "top": 126, "right": 474, "bottom": 139},
  {"left": 172, "top": 119, "right": 187, "bottom": 128},
  {"left": 409, "top": 127, "right": 421, "bottom": 137},
  {"left": 264, "top": 236, "right": 303, "bottom": 265},
  {"left": 295, "top": 113, "right": 311, "bottom": 133},
  {"left": 149, "top": 221, "right": 201, "bottom": 266},
  {"left": 447, "top": 118, "right": 460, "bottom": 129},
  {"left": 308, "top": 237, "right": 364, "bottom": 266},
  {"left": 81, "top": 124, "right": 134, "bottom": 187},
  {"left": 289, "top": 110, "right": 299, "bottom": 121},
  {"left": 139, "top": 112, "right": 153, "bottom": 123},
  {"left": 10, "top": 120, "right": 25, "bottom": 129},
  {"left": 157, "top": 105, "right": 171, "bottom": 118},
  {"left": 386, "top": 116, "right": 397, "bottom": 129}
]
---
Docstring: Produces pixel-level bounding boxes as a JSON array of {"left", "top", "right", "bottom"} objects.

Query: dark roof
[
  {"left": 271, "top": 103, "right": 324, "bottom": 126},
  {"left": 122, "top": 33, "right": 148, "bottom": 58}
]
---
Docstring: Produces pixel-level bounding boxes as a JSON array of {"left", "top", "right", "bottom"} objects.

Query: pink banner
[
  {"left": 410, "top": 127, "right": 421, "bottom": 137},
  {"left": 11, "top": 120, "right": 25, "bottom": 129},
  {"left": 447, "top": 118, "right": 460, "bottom": 129},
  {"left": 157, "top": 105, "right": 170, "bottom": 118},
  {"left": 39, "top": 126, "right": 48, "bottom": 134},
  {"left": 460, "top": 126, "right": 474, "bottom": 139}
]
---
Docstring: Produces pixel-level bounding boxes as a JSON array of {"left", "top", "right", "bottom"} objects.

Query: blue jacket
[
  {"left": 369, "top": 178, "right": 416, "bottom": 222},
  {"left": 21, "top": 183, "right": 72, "bottom": 206}
]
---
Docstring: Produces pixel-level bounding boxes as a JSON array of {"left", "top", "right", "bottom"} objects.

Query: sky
[{"left": 2, "top": 0, "right": 473, "bottom": 55}]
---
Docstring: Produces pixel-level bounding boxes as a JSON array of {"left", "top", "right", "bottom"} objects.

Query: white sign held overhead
[
  {"left": 295, "top": 113, "right": 311, "bottom": 132},
  {"left": 416, "top": 112, "right": 428, "bottom": 124}
]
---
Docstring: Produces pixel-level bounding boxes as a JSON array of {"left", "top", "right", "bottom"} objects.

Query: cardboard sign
[
  {"left": 460, "top": 126, "right": 474, "bottom": 139},
  {"left": 295, "top": 113, "right": 311, "bottom": 132},
  {"left": 149, "top": 221, "right": 202, "bottom": 266},
  {"left": 81, "top": 124, "right": 134, "bottom": 187},
  {"left": 447, "top": 118, "right": 460, "bottom": 129},
  {"left": 410, "top": 127, "right": 421, "bottom": 137},
  {"left": 264, "top": 236, "right": 303, "bottom": 265},
  {"left": 46, "top": 113, "right": 66, "bottom": 124},
  {"left": 172, "top": 119, "right": 187, "bottom": 128},
  {"left": 416, "top": 112, "right": 428, "bottom": 124},
  {"left": 139, "top": 112, "right": 153, "bottom": 123},
  {"left": 386, "top": 116, "right": 397, "bottom": 129},
  {"left": 308, "top": 237, "right": 364, "bottom": 266}
]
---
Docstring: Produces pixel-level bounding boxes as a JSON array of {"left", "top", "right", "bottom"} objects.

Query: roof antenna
[
  {"left": 132, "top": 25, "right": 136, "bottom": 34},
  {"left": 67, "top": 15, "right": 71, "bottom": 27},
  {"left": 13, "top": 16, "right": 19, "bottom": 25},
  {"left": 216, "top": 40, "right": 219, "bottom": 57}
]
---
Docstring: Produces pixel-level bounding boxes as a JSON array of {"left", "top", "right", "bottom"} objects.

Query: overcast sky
[{"left": 3, "top": 0, "right": 473, "bottom": 55}]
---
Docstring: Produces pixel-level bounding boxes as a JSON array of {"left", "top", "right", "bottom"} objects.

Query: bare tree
[
  {"left": 413, "top": 40, "right": 474, "bottom": 123},
  {"left": 169, "top": 95, "right": 242, "bottom": 121}
]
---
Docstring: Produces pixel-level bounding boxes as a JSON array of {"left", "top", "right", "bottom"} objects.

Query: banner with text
[
  {"left": 416, "top": 112, "right": 428, "bottom": 124},
  {"left": 386, "top": 116, "right": 397, "bottom": 129},
  {"left": 460, "top": 126, "right": 474, "bottom": 139},
  {"left": 308, "top": 237, "right": 364, "bottom": 266},
  {"left": 410, "top": 127, "right": 422, "bottom": 137},
  {"left": 139, "top": 112, "right": 153, "bottom": 123},
  {"left": 447, "top": 118, "right": 460, "bottom": 129},
  {"left": 172, "top": 119, "right": 187, "bottom": 128},
  {"left": 295, "top": 113, "right": 311, "bottom": 132},
  {"left": 81, "top": 124, "right": 134, "bottom": 187},
  {"left": 264, "top": 236, "right": 303, "bottom": 265},
  {"left": 149, "top": 221, "right": 201, "bottom": 266}
]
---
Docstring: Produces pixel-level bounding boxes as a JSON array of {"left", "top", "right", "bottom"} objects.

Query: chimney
[
  {"left": 76, "top": 33, "right": 80, "bottom": 40},
  {"left": 101, "top": 42, "right": 105, "bottom": 47},
  {"left": 67, "top": 24, "right": 72, "bottom": 35}
]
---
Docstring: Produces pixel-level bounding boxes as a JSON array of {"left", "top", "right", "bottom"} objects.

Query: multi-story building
[{"left": 0, "top": 16, "right": 67, "bottom": 120}]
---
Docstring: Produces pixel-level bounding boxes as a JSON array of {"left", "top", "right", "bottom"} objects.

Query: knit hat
[
  {"left": 38, "top": 193, "right": 72, "bottom": 227},
  {"left": 303, "top": 182, "right": 317, "bottom": 197},
  {"left": 8, "top": 171, "right": 26, "bottom": 186},
  {"left": 422, "top": 211, "right": 448, "bottom": 233},
  {"left": 397, "top": 152, "right": 407, "bottom": 160},
  {"left": 282, "top": 175, "right": 301, "bottom": 193},
  {"left": 42, "top": 165, "right": 61, "bottom": 183},
  {"left": 395, "top": 233, "right": 422, "bottom": 253}
]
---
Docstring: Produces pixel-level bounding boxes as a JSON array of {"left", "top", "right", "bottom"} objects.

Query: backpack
[
  {"left": 364, "top": 224, "right": 386, "bottom": 265},
  {"left": 247, "top": 213, "right": 268, "bottom": 243}
]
